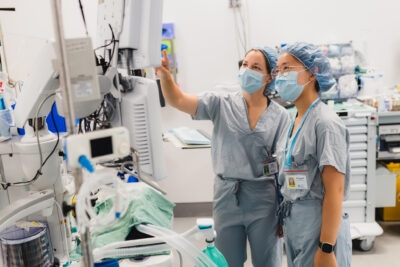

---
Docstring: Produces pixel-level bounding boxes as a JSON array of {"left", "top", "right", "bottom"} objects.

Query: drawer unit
[{"left": 337, "top": 101, "right": 382, "bottom": 248}]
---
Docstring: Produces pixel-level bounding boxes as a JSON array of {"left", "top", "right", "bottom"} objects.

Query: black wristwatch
[{"left": 319, "top": 241, "right": 336, "bottom": 253}]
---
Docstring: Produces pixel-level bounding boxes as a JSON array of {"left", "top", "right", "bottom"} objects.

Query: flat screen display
[{"left": 90, "top": 136, "right": 113, "bottom": 158}]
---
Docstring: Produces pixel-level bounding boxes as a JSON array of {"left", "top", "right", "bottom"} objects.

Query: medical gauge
[{"left": 65, "top": 127, "right": 131, "bottom": 169}]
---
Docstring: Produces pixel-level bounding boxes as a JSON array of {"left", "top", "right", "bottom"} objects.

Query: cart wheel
[{"left": 353, "top": 237, "right": 375, "bottom": 252}]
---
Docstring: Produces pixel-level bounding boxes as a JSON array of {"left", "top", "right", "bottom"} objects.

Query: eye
[{"left": 282, "top": 66, "right": 290, "bottom": 72}]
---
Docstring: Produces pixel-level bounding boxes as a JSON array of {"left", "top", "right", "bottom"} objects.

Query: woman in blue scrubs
[
  {"left": 274, "top": 42, "right": 352, "bottom": 267},
  {"left": 156, "top": 46, "right": 290, "bottom": 267}
]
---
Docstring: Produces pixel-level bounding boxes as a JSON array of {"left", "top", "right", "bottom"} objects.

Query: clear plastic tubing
[
  {"left": 93, "top": 243, "right": 170, "bottom": 262},
  {"left": 136, "top": 224, "right": 217, "bottom": 267}
]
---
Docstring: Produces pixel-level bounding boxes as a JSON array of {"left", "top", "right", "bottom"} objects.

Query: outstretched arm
[{"left": 155, "top": 50, "right": 198, "bottom": 116}]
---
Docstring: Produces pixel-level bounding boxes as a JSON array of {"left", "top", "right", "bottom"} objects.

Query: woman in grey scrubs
[
  {"left": 156, "top": 46, "right": 290, "bottom": 267},
  {"left": 274, "top": 42, "right": 352, "bottom": 267}
]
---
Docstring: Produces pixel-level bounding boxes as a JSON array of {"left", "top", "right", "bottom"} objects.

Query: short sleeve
[
  {"left": 317, "top": 120, "right": 349, "bottom": 174},
  {"left": 194, "top": 91, "right": 222, "bottom": 121}
]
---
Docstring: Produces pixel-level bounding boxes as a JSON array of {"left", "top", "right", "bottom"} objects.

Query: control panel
[{"left": 65, "top": 127, "right": 131, "bottom": 168}]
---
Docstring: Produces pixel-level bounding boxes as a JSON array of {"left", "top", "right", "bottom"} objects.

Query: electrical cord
[
  {"left": 94, "top": 24, "right": 115, "bottom": 74},
  {"left": 77, "top": 93, "right": 116, "bottom": 133},
  {"left": 78, "top": 0, "right": 89, "bottom": 36},
  {"left": 232, "top": 0, "right": 249, "bottom": 57},
  {"left": 119, "top": 148, "right": 166, "bottom": 195},
  {"left": 0, "top": 94, "right": 60, "bottom": 189},
  {"left": 95, "top": 24, "right": 115, "bottom": 52}
]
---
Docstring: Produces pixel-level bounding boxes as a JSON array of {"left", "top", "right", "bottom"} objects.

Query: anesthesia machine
[{"left": 0, "top": 0, "right": 226, "bottom": 266}]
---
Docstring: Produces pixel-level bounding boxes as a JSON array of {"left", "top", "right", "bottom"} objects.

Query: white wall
[
  {"left": 0, "top": 0, "right": 97, "bottom": 81},
  {"left": 1, "top": 0, "right": 400, "bottom": 203},
  {"left": 160, "top": 0, "right": 400, "bottom": 92}
]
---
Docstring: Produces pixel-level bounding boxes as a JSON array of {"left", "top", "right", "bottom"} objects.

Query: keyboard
[{"left": 172, "top": 127, "right": 211, "bottom": 145}]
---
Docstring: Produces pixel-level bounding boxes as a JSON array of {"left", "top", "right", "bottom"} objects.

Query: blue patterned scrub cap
[
  {"left": 254, "top": 46, "right": 278, "bottom": 94},
  {"left": 281, "top": 42, "right": 336, "bottom": 92}
]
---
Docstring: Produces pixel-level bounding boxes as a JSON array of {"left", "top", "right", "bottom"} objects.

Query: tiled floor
[{"left": 172, "top": 218, "right": 400, "bottom": 267}]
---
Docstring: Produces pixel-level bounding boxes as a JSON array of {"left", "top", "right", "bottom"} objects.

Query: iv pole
[{"left": 50, "top": 1, "right": 94, "bottom": 266}]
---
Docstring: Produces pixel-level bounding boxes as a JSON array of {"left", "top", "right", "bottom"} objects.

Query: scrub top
[
  {"left": 194, "top": 90, "right": 291, "bottom": 180},
  {"left": 276, "top": 100, "right": 351, "bottom": 201}
]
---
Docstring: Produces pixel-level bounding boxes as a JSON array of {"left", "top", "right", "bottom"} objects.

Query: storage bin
[{"left": 378, "top": 163, "right": 400, "bottom": 221}]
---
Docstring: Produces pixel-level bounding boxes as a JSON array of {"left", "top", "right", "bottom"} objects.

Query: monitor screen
[{"left": 90, "top": 136, "right": 113, "bottom": 158}]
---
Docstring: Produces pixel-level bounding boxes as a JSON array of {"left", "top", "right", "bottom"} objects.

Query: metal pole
[
  {"left": 50, "top": 1, "right": 93, "bottom": 266},
  {"left": 50, "top": 1, "right": 76, "bottom": 134}
]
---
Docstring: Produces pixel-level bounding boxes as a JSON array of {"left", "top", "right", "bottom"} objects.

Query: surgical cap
[
  {"left": 281, "top": 42, "right": 336, "bottom": 92},
  {"left": 254, "top": 46, "right": 278, "bottom": 93}
]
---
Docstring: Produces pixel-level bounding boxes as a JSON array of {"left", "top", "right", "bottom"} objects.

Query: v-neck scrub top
[
  {"left": 195, "top": 90, "right": 291, "bottom": 181},
  {"left": 193, "top": 90, "right": 291, "bottom": 267},
  {"left": 276, "top": 100, "right": 351, "bottom": 201}
]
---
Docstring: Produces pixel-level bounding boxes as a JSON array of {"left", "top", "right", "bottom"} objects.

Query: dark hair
[{"left": 315, "top": 80, "right": 320, "bottom": 92}]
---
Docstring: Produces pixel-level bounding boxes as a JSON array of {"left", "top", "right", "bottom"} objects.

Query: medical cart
[{"left": 336, "top": 100, "right": 383, "bottom": 251}]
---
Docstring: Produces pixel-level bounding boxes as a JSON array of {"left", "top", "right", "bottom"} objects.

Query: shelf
[{"left": 377, "top": 111, "right": 400, "bottom": 124}]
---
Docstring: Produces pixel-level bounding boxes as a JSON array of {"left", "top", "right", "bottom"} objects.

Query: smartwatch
[{"left": 319, "top": 241, "right": 336, "bottom": 253}]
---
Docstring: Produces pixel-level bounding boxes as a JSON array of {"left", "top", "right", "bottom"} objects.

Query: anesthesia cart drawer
[
  {"left": 352, "top": 167, "right": 367, "bottom": 176},
  {"left": 350, "top": 134, "right": 367, "bottom": 143},
  {"left": 350, "top": 159, "right": 367, "bottom": 167},
  {"left": 350, "top": 142, "right": 368, "bottom": 151},
  {"left": 342, "top": 117, "right": 368, "bottom": 126},
  {"left": 348, "top": 184, "right": 367, "bottom": 201},
  {"left": 343, "top": 200, "right": 366, "bottom": 223},
  {"left": 351, "top": 175, "right": 366, "bottom": 185},
  {"left": 347, "top": 126, "right": 368, "bottom": 134},
  {"left": 350, "top": 151, "right": 368, "bottom": 159}
]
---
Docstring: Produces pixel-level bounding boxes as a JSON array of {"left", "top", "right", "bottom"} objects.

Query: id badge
[
  {"left": 283, "top": 168, "right": 309, "bottom": 189},
  {"left": 263, "top": 157, "right": 279, "bottom": 176}
]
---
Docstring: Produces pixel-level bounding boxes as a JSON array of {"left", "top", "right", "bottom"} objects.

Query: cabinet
[
  {"left": 338, "top": 102, "right": 383, "bottom": 251},
  {"left": 375, "top": 112, "right": 400, "bottom": 220}
]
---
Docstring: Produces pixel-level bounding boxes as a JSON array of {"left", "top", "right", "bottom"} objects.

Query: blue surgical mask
[
  {"left": 275, "top": 71, "right": 310, "bottom": 102},
  {"left": 238, "top": 68, "right": 264, "bottom": 94}
]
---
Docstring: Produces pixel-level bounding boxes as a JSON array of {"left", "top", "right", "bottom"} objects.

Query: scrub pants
[
  {"left": 213, "top": 176, "right": 282, "bottom": 267},
  {"left": 282, "top": 199, "right": 352, "bottom": 267}
]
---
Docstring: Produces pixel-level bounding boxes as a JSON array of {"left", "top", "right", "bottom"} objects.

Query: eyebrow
[
  {"left": 276, "top": 62, "right": 290, "bottom": 67},
  {"left": 242, "top": 60, "right": 263, "bottom": 67}
]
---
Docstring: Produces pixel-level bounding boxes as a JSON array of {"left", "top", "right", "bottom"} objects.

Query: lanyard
[{"left": 284, "top": 98, "right": 320, "bottom": 167}]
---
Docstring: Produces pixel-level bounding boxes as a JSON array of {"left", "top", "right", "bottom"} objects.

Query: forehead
[
  {"left": 277, "top": 53, "right": 303, "bottom": 67},
  {"left": 244, "top": 50, "right": 265, "bottom": 63}
]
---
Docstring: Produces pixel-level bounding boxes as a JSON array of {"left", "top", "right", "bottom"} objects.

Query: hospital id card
[
  {"left": 263, "top": 160, "right": 278, "bottom": 176},
  {"left": 284, "top": 169, "right": 308, "bottom": 189}
]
